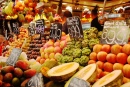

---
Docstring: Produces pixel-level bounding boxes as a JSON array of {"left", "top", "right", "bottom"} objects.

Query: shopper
[
  {"left": 91, "top": 6, "right": 103, "bottom": 31},
  {"left": 62, "top": 10, "right": 73, "bottom": 34},
  {"left": 0, "top": 35, "right": 5, "bottom": 56}
]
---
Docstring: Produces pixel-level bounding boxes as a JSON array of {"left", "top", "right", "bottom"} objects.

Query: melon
[
  {"left": 120, "top": 82, "right": 130, "bottom": 87},
  {"left": 65, "top": 64, "right": 97, "bottom": 87},
  {"left": 92, "top": 70, "right": 123, "bottom": 87},
  {"left": 47, "top": 62, "right": 79, "bottom": 82}
]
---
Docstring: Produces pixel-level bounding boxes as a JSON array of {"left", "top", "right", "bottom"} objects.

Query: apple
[
  {"left": 49, "top": 53, "right": 55, "bottom": 59},
  {"left": 54, "top": 42, "right": 60, "bottom": 47},
  {"left": 61, "top": 36, "right": 67, "bottom": 41},
  {"left": 60, "top": 40, "right": 67, "bottom": 49},
  {"left": 46, "top": 40, "right": 54, "bottom": 47},
  {"left": 54, "top": 46, "right": 62, "bottom": 53},
  {"left": 40, "top": 58, "right": 46, "bottom": 64},
  {"left": 47, "top": 46, "right": 54, "bottom": 53},
  {"left": 44, "top": 53, "right": 49, "bottom": 59},
  {"left": 41, "top": 52, "right": 45, "bottom": 58}
]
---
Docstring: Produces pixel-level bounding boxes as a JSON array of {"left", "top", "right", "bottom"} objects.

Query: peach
[
  {"left": 111, "top": 44, "right": 122, "bottom": 55},
  {"left": 113, "top": 63, "right": 123, "bottom": 71},
  {"left": 106, "top": 53, "right": 116, "bottom": 64},
  {"left": 116, "top": 53, "right": 128, "bottom": 65},
  {"left": 54, "top": 42, "right": 60, "bottom": 47},
  {"left": 14, "top": 68, "right": 23, "bottom": 78},
  {"left": 123, "top": 64, "right": 130, "bottom": 78},
  {"left": 60, "top": 40, "right": 67, "bottom": 49},
  {"left": 24, "top": 69, "right": 36, "bottom": 78},
  {"left": 101, "top": 44, "right": 111, "bottom": 53},
  {"left": 15, "top": 60, "right": 29, "bottom": 70},
  {"left": 127, "top": 55, "right": 130, "bottom": 64},
  {"left": 97, "top": 51, "right": 107, "bottom": 62},
  {"left": 49, "top": 53, "right": 55, "bottom": 59},
  {"left": 96, "top": 61, "right": 104, "bottom": 69},
  {"left": 93, "top": 44, "right": 102, "bottom": 53},
  {"left": 1, "top": 66, "right": 14, "bottom": 74},
  {"left": 103, "top": 62, "right": 113, "bottom": 72},
  {"left": 90, "top": 52, "right": 97, "bottom": 61},
  {"left": 88, "top": 60, "right": 96, "bottom": 64},
  {"left": 61, "top": 36, "right": 67, "bottom": 41},
  {"left": 122, "top": 44, "right": 130, "bottom": 55},
  {"left": 54, "top": 46, "right": 62, "bottom": 53}
]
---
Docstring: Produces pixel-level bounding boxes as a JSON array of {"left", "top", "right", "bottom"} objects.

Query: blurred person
[
  {"left": 62, "top": 10, "right": 73, "bottom": 34},
  {"left": 91, "top": 6, "right": 103, "bottom": 31}
]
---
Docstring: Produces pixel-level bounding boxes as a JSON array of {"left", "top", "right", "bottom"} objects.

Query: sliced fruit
[
  {"left": 92, "top": 70, "right": 123, "bottom": 87},
  {"left": 121, "top": 82, "right": 130, "bottom": 87},
  {"left": 47, "top": 62, "right": 79, "bottom": 82},
  {"left": 65, "top": 64, "right": 97, "bottom": 87}
]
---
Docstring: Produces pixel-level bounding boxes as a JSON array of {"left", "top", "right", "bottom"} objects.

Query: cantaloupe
[
  {"left": 120, "top": 82, "right": 130, "bottom": 87},
  {"left": 47, "top": 62, "right": 79, "bottom": 82},
  {"left": 92, "top": 70, "right": 123, "bottom": 87},
  {"left": 65, "top": 64, "right": 97, "bottom": 87}
]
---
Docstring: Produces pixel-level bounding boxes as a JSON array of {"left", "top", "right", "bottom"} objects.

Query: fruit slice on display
[
  {"left": 92, "top": 70, "right": 123, "bottom": 87},
  {"left": 120, "top": 82, "right": 130, "bottom": 87},
  {"left": 65, "top": 64, "right": 97, "bottom": 87},
  {"left": 47, "top": 62, "right": 79, "bottom": 82}
]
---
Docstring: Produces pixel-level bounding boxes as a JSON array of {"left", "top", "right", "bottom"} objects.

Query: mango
[
  {"left": 21, "top": 78, "right": 30, "bottom": 87},
  {"left": 15, "top": 60, "right": 29, "bottom": 70},
  {"left": 1, "top": 66, "right": 14, "bottom": 74},
  {"left": 14, "top": 68, "right": 23, "bottom": 78},
  {"left": 24, "top": 69, "right": 36, "bottom": 78},
  {"left": 12, "top": 77, "right": 20, "bottom": 86},
  {"left": 3, "top": 73, "right": 13, "bottom": 82}
]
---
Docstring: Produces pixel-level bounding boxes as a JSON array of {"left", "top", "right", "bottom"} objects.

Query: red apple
[
  {"left": 54, "top": 46, "right": 62, "bottom": 53},
  {"left": 60, "top": 40, "right": 67, "bottom": 49},
  {"left": 54, "top": 42, "right": 60, "bottom": 47}
]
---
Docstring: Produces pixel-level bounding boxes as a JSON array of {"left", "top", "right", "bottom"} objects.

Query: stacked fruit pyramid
[{"left": 88, "top": 43, "right": 130, "bottom": 84}]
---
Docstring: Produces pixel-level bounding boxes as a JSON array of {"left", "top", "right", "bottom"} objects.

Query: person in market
[
  {"left": 91, "top": 5, "right": 103, "bottom": 31},
  {"left": 0, "top": 35, "right": 6, "bottom": 56},
  {"left": 62, "top": 10, "right": 73, "bottom": 34}
]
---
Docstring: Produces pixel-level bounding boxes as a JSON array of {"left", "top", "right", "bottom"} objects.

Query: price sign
[
  {"left": 12, "top": 22, "right": 20, "bottom": 34},
  {"left": 82, "top": 22, "right": 91, "bottom": 30},
  {"left": 28, "top": 22, "right": 36, "bottom": 36},
  {"left": 6, "top": 48, "right": 22, "bottom": 66},
  {"left": 67, "top": 16, "right": 83, "bottom": 39},
  {"left": 25, "top": 73, "right": 44, "bottom": 87},
  {"left": 68, "top": 77, "right": 90, "bottom": 87},
  {"left": 101, "top": 20, "right": 130, "bottom": 45},
  {"left": 35, "top": 19, "right": 45, "bottom": 34},
  {"left": 50, "top": 23, "right": 62, "bottom": 40}
]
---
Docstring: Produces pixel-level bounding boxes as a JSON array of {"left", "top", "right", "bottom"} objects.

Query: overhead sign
[
  {"left": 50, "top": 22, "right": 62, "bottom": 40},
  {"left": 6, "top": 48, "right": 22, "bottom": 66},
  {"left": 25, "top": 73, "right": 44, "bottom": 87},
  {"left": 67, "top": 16, "right": 83, "bottom": 39},
  {"left": 101, "top": 20, "right": 130, "bottom": 45},
  {"left": 68, "top": 77, "right": 90, "bottom": 87}
]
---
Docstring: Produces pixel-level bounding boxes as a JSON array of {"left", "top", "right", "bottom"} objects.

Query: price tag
[
  {"left": 25, "top": 73, "right": 44, "bottom": 87},
  {"left": 6, "top": 48, "right": 22, "bottom": 66},
  {"left": 28, "top": 22, "right": 36, "bottom": 36},
  {"left": 82, "top": 22, "right": 91, "bottom": 30},
  {"left": 50, "top": 23, "right": 62, "bottom": 40},
  {"left": 12, "top": 22, "right": 19, "bottom": 34},
  {"left": 68, "top": 77, "right": 90, "bottom": 87},
  {"left": 101, "top": 20, "right": 130, "bottom": 45},
  {"left": 67, "top": 16, "right": 83, "bottom": 39},
  {"left": 35, "top": 19, "right": 45, "bottom": 34}
]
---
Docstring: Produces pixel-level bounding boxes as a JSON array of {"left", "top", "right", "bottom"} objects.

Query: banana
[
  {"left": 34, "top": 13, "right": 41, "bottom": 21},
  {"left": 11, "top": 14, "right": 18, "bottom": 19},
  {"left": 41, "top": 13, "right": 47, "bottom": 20},
  {"left": 4, "top": 1, "right": 14, "bottom": 15}
]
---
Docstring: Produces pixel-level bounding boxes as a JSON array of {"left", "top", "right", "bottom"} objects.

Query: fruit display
[
  {"left": 0, "top": 60, "right": 36, "bottom": 87},
  {"left": 88, "top": 43, "right": 130, "bottom": 84},
  {"left": 27, "top": 36, "right": 46, "bottom": 59},
  {"left": 36, "top": 33, "right": 70, "bottom": 64},
  {"left": 55, "top": 27, "right": 101, "bottom": 66}
]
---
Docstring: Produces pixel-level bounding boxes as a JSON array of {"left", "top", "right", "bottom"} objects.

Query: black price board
[
  {"left": 67, "top": 16, "right": 83, "bottom": 39},
  {"left": 25, "top": 73, "right": 44, "bottom": 87},
  {"left": 101, "top": 20, "right": 130, "bottom": 45},
  {"left": 28, "top": 21, "right": 36, "bottom": 36},
  {"left": 6, "top": 48, "right": 22, "bottom": 66},
  {"left": 68, "top": 77, "right": 90, "bottom": 87},
  {"left": 50, "top": 23, "right": 62, "bottom": 40},
  {"left": 35, "top": 19, "right": 45, "bottom": 34}
]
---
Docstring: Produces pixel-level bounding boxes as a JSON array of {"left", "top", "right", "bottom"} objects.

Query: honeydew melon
[
  {"left": 120, "top": 82, "right": 130, "bottom": 87},
  {"left": 47, "top": 62, "right": 79, "bottom": 82},
  {"left": 92, "top": 70, "right": 123, "bottom": 87},
  {"left": 65, "top": 64, "right": 97, "bottom": 87}
]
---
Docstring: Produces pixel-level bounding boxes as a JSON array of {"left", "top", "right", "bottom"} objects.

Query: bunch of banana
[
  {"left": 6, "top": 14, "right": 18, "bottom": 20},
  {"left": 4, "top": 1, "right": 14, "bottom": 16},
  {"left": 40, "top": 0, "right": 48, "bottom": 3},
  {"left": 18, "top": 13, "right": 25, "bottom": 22},
  {"left": 34, "top": 13, "right": 41, "bottom": 21},
  {"left": 41, "top": 12, "right": 48, "bottom": 21}
]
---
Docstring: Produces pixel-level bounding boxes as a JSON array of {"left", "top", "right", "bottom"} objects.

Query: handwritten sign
[
  {"left": 67, "top": 16, "right": 83, "bottom": 39},
  {"left": 50, "top": 23, "right": 62, "bottom": 40},
  {"left": 101, "top": 20, "right": 130, "bottom": 45},
  {"left": 28, "top": 22, "right": 36, "bottom": 36},
  {"left": 25, "top": 73, "right": 44, "bottom": 87},
  {"left": 12, "top": 22, "right": 20, "bottom": 34},
  {"left": 35, "top": 19, "right": 45, "bottom": 34},
  {"left": 6, "top": 48, "right": 22, "bottom": 66},
  {"left": 68, "top": 77, "right": 90, "bottom": 87}
]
